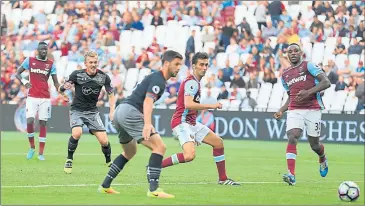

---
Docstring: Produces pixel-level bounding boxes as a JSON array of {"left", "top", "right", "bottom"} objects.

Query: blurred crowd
[{"left": 1, "top": 1, "right": 364, "bottom": 112}]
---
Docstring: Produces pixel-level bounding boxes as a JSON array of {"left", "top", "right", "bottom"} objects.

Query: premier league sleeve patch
[
  {"left": 152, "top": 85, "right": 161, "bottom": 94},
  {"left": 184, "top": 80, "right": 199, "bottom": 96}
]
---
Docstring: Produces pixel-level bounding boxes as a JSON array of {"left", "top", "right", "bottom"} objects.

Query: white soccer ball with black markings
[{"left": 338, "top": 181, "right": 360, "bottom": 202}]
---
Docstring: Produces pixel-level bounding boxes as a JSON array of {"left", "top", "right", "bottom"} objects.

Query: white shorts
[
  {"left": 172, "top": 122, "right": 211, "bottom": 147},
  {"left": 26, "top": 97, "right": 51, "bottom": 121},
  {"left": 286, "top": 110, "right": 322, "bottom": 137}
]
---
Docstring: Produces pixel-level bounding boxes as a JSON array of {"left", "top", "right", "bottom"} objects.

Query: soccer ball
[{"left": 338, "top": 181, "right": 360, "bottom": 202}]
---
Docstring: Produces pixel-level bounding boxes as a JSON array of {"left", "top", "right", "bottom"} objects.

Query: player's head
[
  {"left": 192, "top": 52, "right": 209, "bottom": 78},
  {"left": 84, "top": 51, "right": 99, "bottom": 75},
  {"left": 37, "top": 42, "right": 48, "bottom": 60},
  {"left": 162, "top": 50, "right": 183, "bottom": 78},
  {"left": 287, "top": 43, "right": 303, "bottom": 66}
]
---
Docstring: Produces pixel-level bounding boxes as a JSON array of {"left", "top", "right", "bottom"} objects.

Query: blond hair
[{"left": 84, "top": 50, "right": 98, "bottom": 61}]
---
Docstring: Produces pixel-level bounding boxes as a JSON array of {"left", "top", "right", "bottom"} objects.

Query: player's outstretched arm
[
  {"left": 184, "top": 95, "right": 221, "bottom": 110},
  {"left": 16, "top": 57, "right": 32, "bottom": 88}
]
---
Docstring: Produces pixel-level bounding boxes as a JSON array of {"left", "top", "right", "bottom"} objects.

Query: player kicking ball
[
  {"left": 274, "top": 43, "right": 331, "bottom": 186},
  {"left": 98, "top": 50, "right": 183, "bottom": 198},
  {"left": 162, "top": 52, "right": 240, "bottom": 186},
  {"left": 58, "top": 51, "right": 115, "bottom": 174},
  {"left": 16, "top": 42, "right": 66, "bottom": 161}
]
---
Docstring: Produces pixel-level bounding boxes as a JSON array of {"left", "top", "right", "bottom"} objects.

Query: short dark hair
[
  {"left": 162, "top": 50, "right": 183, "bottom": 64},
  {"left": 38, "top": 42, "right": 48, "bottom": 47},
  {"left": 192, "top": 52, "right": 209, "bottom": 65},
  {"left": 288, "top": 43, "right": 301, "bottom": 50}
]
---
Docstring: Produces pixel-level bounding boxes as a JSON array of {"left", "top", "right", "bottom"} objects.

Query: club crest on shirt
[{"left": 95, "top": 75, "right": 104, "bottom": 84}]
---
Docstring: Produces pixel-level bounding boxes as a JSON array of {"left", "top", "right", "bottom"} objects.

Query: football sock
[
  {"left": 162, "top": 153, "right": 185, "bottom": 168},
  {"left": 102, "top": 154, "right": 129, "bottom": 188},
  {"left": 286, "top": 143, "right": 297, "bottom": 175},
  {"left": 67, "top": 136, "right": 79, "bottom": 160},
  {"left": 101, "top": 142, "right": 112, "bottom": 163},
  {"left": 39, "top": 125, "right": 47, "bottom": 155},
  {"left": 312, "top": 143, "right": 326, "bottom": 163},
  {"left": 27, "top": 123, "right": 35, "bottom": 149},
  {"left": 147, "top": 153, "right": 163, "bottom": 192},
  {"left": 213, "top": 148, "right": 228, "bottom": 181}
]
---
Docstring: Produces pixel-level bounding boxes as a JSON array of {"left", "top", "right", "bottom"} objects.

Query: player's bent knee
[
  {"left": 144, "top": 134, "right": 166, "bottom": 154},
  {"left": 182, "top": 142, "right": 195, "bottom": 162},
  {"left": 26, "top": 118, "right": 35, "bottom": 124},
  {"left": 288, "top": 136, "right": 298, "bottom": 145},
  {"left": 156, "top": 143, "right": 166, "bottom": 154},
  {"left": 287, "top": 133, "right": 300, "bottom": 145},
  {"left": 97, "top": 135, "right": 109, "bottom": 146},
  {"left": 92, "top": 131, "right": 109, "bottom": 145},
  {"left": 287, "top": 129, "right": 301, "bottom": 144},
  {"left": 288, "top": 130, "right": 302, "bottom": 138},
  {"left": 39, "top": 120, "right": 47, "bottom": 126},
  {"left": 71, "top": 127, "right": 83, "bottom": 139},
  {"left": 183, "top": 151, "right": 196, "bottom": 162},
  {"left": 215, "top": 137, "right": 224, "bottom": 148}
]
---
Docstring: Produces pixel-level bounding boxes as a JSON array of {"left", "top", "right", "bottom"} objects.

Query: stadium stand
[{"left": 1, "top": 1, "right": 364, "bottom": 114}]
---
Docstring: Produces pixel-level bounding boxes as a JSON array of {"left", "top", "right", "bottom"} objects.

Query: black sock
[
  {"left": 101, "top": 154, "right": 129, "bottom": 188},
  {"left": 147, "top": 153, "right": 163, "bottom": 192},
  {"left": 67, "top": 136, "right": 79, "bottom": 160},
  {"left": 101, "top": 142, "right": 111, "bottom": 163}
]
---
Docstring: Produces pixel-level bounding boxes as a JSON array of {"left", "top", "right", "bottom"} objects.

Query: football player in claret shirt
[
  {"left": 163, "top": 52, "right": 240, "bottom": 186},
  {"left": 274, "top": 43, "right": 331, "bottom": 186},
  {"left": 16, "top": 42, "right": 67, "bottom": 161}
]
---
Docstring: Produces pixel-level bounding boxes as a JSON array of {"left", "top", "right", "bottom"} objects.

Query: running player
[
  {"left": 274, "top": 43, "right": 331, "bottom": 186},
  {"left": 58, "top": 51, "right": 115, "bottom": 174},
  {"left": 162, "top": 52, "right": 240, "bottom": 186},
  {"left": 15, "top": 42, "right": 66, "bottom": 161},
  {"left": 97, "top": 50, "right": 183, "bottom": 198}
]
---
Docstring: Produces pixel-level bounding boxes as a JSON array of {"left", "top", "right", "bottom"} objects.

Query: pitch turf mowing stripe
[{"left": 2, "top": 181, "right": 364, "bottom": 189}]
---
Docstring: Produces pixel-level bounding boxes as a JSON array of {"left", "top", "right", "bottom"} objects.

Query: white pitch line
[
  {"left": 2, "top": 181, "right": 364, "bottom": 189},
  {"left": 1, "top": 182, "right": 280, "bottom": 189},
  {"left": 2, "top": 153, "right": 107, "bottom": 156},
  {"left": 2, "top": 153, "right": 363, "bottom": 165}
]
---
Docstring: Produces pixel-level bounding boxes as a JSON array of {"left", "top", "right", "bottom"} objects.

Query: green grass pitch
[{"left": 1, "top": 131, "right": 364, "bottom": 205}]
